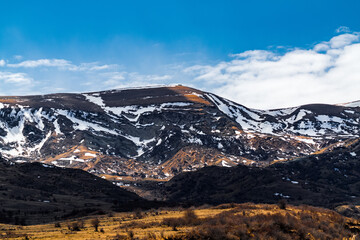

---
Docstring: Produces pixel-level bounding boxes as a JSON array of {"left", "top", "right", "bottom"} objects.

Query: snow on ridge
[
  {"left": 207, "top": 93, "right": 359, "bottom": 137},
  {"left": 53, "top": 119, "right": 62, "bottom": 135},
  {"left": 58, "top": 155, "right": 85, "bottom": 164},
  {"left": 0, "top": 116, "right": 26, "bottom": 144},
  {"left": 207, "top": 93, "right": 273, "bottom": 134},
  {"left": 207, "top": 93, "right": 262, "bottom": 121},
  {"left": 265, "top": 107, "right": 298, "bottom": 117},
  {"left": 286, "top": 109, "right": 311, "bottom": 124},
  {"left": 0, "top": 104, "right": 164, "bottom": 158},
  {"left": 104, "top": 102, "right": 193, "bottom": 122},
  {"left": 28, "top": 131, "right": 52, "bottom": 154},
  {"left": 83, "top": 94, "right": 105, "bottom": 107},
  {"left": 56, "top": 109, "right": 118, "bottom": 135},
  {"left": 0, "top": 107, "right": 57, "bottom": 157},
  {"left": 221, "top": 160, "right": 231, "bottom": 167},
  {"left": 0, "top": 108, "right": 49, "bottom": 145},
  {"left": 84, "top": 91, "right": 194, "bottom": 123}
]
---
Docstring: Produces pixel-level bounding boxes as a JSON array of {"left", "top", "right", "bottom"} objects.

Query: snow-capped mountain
[{"left": 0, "top": 85, "right": 359, "bottom": 180}]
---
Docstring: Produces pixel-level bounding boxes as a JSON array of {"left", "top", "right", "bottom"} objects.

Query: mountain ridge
[{"left": 0, "top": 85, "right": 358, "bottom": 181}]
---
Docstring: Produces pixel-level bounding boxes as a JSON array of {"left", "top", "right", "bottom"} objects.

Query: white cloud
[
  {"left": 68, "top": 62, "right": 118, "bottom": 71},
  {"left": 7, "top": 59, "right": 72, "bottom": 68},
  {"left": 230, "top": 50, "right": 276, "bottom": 60},
  {"left": 96, "top": 71, "right": 173, "bottom": 89},
  {"left": 0, "top": 71, "right": 32, "bottom": 84},
  {"left": 336, "top": 26, "right": 350, "bottom": 33},
  {"left": 1, "top": 30, "right": 359, "bottom": 109},
  {"left": 13, "top": 55, "right": 23, "bottom": 60},
  {"left": 7, "top": 59, "right": 118, "bottom": 73},
  {"left": 314, "top": 33, "right": 359, "bottom": 52},
  {"left": 128, "top": 73, "right": 172, "bottom": 81},
  {"left": 102, "top": 72, "right": 126, "bottom": 86},
  {"left": 185, "top": 32, "right": 360, "bottom": 109},
  {"left": 329, "top": 33, "right": 359, "bottom": 48}
]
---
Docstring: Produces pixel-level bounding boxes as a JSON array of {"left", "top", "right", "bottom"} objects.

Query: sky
[{"left": 0, "top": 0, "right": 359, "bottom": 109}]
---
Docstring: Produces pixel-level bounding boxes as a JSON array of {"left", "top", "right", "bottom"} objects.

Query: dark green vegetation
[{"left": 0, "top": 159, "right": 148, "bottom": 225}]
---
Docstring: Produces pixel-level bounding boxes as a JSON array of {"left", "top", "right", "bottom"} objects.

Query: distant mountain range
[{"left": 0, "top": 85, "right": 359, "bottom": 182}]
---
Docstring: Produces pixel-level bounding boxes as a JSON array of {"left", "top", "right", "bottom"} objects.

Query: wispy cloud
[
  {"left": 336, "top": 26, "right": 351, "bottom": 33},
  {"left": 7, "top": 59, "right": 72, "bottom": 68},
  {"left": 184, "top": 31, "right": 360, "bottom": 109},
  {"left": 0, "top": 71, "right": 32, "bottom": 84},
  {"left": 6, "top": 59, "right": 118, "bottom": 72},
  {"left": 0, "top": 59, "right": 5, "bottom": 67},
  {"left": 68, "top": 62, "right": 118, "bottom": 71},
  {"left": 96, "top": 71, "right": 173, "bottom": 89},
  {"left": 13, "top": 55, "right": 24, "bottom": 60}
]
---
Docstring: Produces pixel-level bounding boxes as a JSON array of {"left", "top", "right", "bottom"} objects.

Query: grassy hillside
[{"left": 1, "top": 203, "right": 359, "bottom": 239}]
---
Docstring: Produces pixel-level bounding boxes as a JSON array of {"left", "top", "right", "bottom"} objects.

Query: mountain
[
  {"left": 0, "top": 85, "right": 359, "bottom": 181},
  {"left": 0, "top": 159, "right": 145, "bottom": 225},
  {"left": 152, "top": 137, "right": 360, "bottom": 208}
]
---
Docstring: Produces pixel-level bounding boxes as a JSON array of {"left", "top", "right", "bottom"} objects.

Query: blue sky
[{"left": 0, "top": 0, "right": 359, "bottom": 109}]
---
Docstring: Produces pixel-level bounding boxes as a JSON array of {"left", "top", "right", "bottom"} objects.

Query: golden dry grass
[
  {"left": 0, "top": 207, "right": 227, "bottom": 239},
  {"left": 1, "top": 203, "right": 359, "bottom": 239}
]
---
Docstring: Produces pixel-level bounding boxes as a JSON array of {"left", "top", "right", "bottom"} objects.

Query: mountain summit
[{"left": 0, "top": 85, "right": 359, "bottom": 180}]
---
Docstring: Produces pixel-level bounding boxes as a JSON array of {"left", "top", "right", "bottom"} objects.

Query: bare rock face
[{"left": 0, "top": 85, "right": 359, "bottom": 180}]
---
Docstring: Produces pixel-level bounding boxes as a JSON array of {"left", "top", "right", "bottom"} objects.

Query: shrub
[
  {"left": 166, "top": 203, "right": 356, "bottom": 240},
  {"left": 163, "top": 209, "right": 200, "bottom": 228},
  {"left": 112, "top": 234, "right": 127, "bottom": 240},
  {"left": 67, "top": 221, "right": 81, "bottom": 231},
  {"left": 145, "top": 232, "right": 157, "bottom": 240},
  {"left": 91, "top": 218, "right": 100, "bottom": 232},
  {"left": 183, "top": 209, "right": 198, "bottom": 225},
  {"left": 277, "top": 199, "right": 287, "bottom": 210},
  {"left": 134, "top": 209, "right": 143, "bottom": 219},
  {"left": 127, "top": 230, "right": 135, "bottom": 240}
]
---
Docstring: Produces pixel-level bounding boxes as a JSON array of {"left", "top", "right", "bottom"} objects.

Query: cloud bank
[{"left": 184, "top": 32, "right": 360, "bottom": 109}]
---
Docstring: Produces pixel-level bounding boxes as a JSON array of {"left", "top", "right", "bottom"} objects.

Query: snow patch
[
  {"left": 221, "top": 160, "right": 231, "bottom": 167},
  {"left": 85, "top": 152, "right": 97, "bottom": 157}
]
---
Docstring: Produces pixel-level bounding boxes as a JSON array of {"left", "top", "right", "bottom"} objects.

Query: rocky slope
[{"left": 0, "top": 85, "right": 359, "bottom": 180}]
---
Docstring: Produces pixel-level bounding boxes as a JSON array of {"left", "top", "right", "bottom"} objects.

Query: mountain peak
[{"left": 0, "top": 85, "right": 358, "bottom": 183}]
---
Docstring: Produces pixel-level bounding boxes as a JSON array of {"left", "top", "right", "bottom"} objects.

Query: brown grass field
[{"left": 1, "top": 203, "right": 360, "bottom": 240}]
